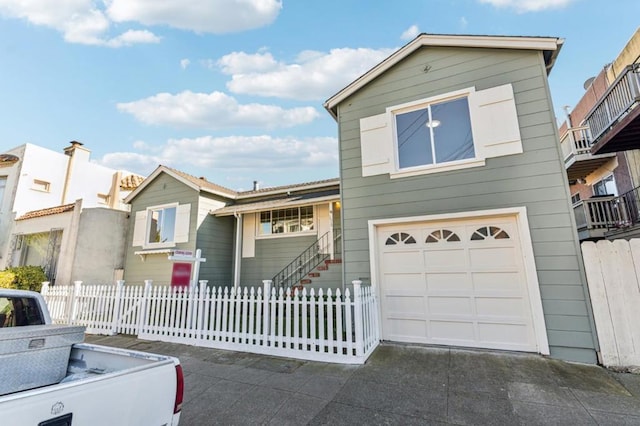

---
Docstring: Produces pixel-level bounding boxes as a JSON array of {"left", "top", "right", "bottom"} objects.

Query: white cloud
[
  {"left": 478, "top": 0, "right": 576, "bottom": 12},
  {"left": 117, "top": 90, "right": 319, "bottom": 129},
  {"left": 218, "top": 47, "right": 395, "bottom": 101},
  {"left": 106, "top": 0, "right": 282, "bottom": 33},
  {"left": 99, "top": 135, "right": 338, "bottom": 175},
  {"left": 0, "top": 0, "right": 281, "bottom": 46},
  {"left": 217, "top": 51, "right": 280, "bottom": 74},
  {"left": 0, "top": 0, "right": 160, "bottom": 46},
  {"left": 180, "top": 58, "right": 191, "bottom": 69},
  {"left": 400, "top": 25, "right": 420, "bottom": 41}
]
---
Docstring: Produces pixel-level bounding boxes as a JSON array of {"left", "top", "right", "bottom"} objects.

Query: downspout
[{"left": 233, "top": 211, "right": 242, "bottom": 288}]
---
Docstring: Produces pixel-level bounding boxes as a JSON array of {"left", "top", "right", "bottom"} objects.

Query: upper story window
[
  {"left": 593, "top": 175, "right": 617, "bottom": 196},
  {"left": 396, "top": 96, "right": 475, "bottom": 169},
  {"left": 132, "top": 203, "right": 191, "bottom": 249},
  {"left": 359, "top": 84, "right": 523, "bottom": 179},
  {"left": 31, "top": 179, "right": 50, "bottom": 192},
  {"left": 259, "top": 206, "right": 314, "bottom": 236}
]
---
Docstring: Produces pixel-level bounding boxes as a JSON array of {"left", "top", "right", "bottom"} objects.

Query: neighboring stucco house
[
  {"left": 123, "top": 165, "right": 341, "bottom": 289},
  {"left": 0, "top": 141, "right": 144, "bottom": 282},
  {"left": 324, "top": 34, "right": 598, "bottom": 364},
  {"left": 12, "top": 200, "right": 129, "bottom": 285}
]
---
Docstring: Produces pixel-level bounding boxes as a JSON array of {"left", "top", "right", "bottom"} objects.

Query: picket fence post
[
  {"left": 111, "top": 280, "right": 125, "bottom": 335},
  {"left": 262, "top": 280, "right": 271, "bottom": 345},
  {"left": 40, "top": 281, "right": 50, "bottom": 296},
  {"left": 69, "top": 281, "right": 82, "bottom": 325},
  {"left": 352, "top": 280, "right": 364, "bottom": 357},
  {"left": 137, "top": 280, "right": 152, "bottom": 336}
]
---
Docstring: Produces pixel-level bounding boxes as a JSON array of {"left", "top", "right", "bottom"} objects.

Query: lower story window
[{"left": 259, "top": 206, "right": 314, "bottom": 236}]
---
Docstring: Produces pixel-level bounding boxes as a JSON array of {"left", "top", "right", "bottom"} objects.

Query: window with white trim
[
  {"left": 359, "top": 84, "right": 523, "bottom": 178},
  {"left": 258, "top": 206, "right": 314, "bottom": 236},
  {"left": 0, "top": 176, "right": 6, "bottom": 206},
  {"left": 396, "top": 96, "right": 475, "bottom": 169},
  {"left": 132, "top": 203, "right": 191, "bottom": 248}
]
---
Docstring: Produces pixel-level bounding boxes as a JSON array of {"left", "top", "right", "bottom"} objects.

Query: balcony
[
  {"left": 560, "top": 125, "right": 616, "bottom": 181},
  {"left": 573, "top": 185, "right": 640, "bottom": 241},
  {"left": 586, "top": 64, "right": 640, "bottom": 154}
]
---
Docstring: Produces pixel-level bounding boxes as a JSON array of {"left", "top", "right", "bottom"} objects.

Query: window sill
[
  {"left": 256, "top": 231, "right": 317, "bottom": 240},
  {"left": 390, "top": 158, "right": 485, "bottom": 179}
]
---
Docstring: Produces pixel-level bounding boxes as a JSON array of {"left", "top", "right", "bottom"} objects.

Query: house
[
  {"left": 0, "top": 141, "right": 144, "bottom": 283},
  {"left": 559, "top": 27, "right": 640, "bottom": 241},
  {"left": 324, "top": 34, "right": 598, "bottom": 364},
  {"left": 122, "top": 165, "right": 341, "bottom": 289}
]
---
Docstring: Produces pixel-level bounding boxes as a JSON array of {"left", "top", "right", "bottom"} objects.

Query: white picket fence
[
  {"left": 41, "top": 280, "right": 379, "bottom": 364},
  {"left": 582, "top": 239, "right": 640, "bottom": 368}
]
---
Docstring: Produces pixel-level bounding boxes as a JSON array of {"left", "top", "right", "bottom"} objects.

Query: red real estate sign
[{"left": 171, "top": 262, "right": 192, "bottom": 288}]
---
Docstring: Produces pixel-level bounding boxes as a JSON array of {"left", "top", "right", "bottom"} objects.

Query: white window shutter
[
  {"left": 242, "top": 213, "right": 256, "bottom": 258},
  {"left": 468, "top": 84, "right": 523, "bottom": 160},
  {"left": 360, "top": 113, "right": 393, "bottom": 177},
  {"left": 174, "top": 203, "right": 191, "bottom": 243},
  {"left": 132, "top": 210, "right": 147, "bottom": 247}
]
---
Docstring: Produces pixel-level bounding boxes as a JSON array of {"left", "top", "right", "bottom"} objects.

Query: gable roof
[
  {"left": 124, "top": 165, "right": 238, "bottom": 203},
  {"left": 324, "top": 33, "right": 564, "bottom": 119}
]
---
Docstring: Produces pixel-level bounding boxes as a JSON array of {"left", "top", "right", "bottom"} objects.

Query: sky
[{"left": 0, "top": 0, "right": 638, "bottom": 190}]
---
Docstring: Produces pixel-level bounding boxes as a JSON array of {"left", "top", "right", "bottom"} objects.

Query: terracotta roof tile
[
  {"left": 16, "top": 203, "right": 76, "bottom": 221},
  {"left": 120, "top": 174, "right": 145, "bottom": 190}
]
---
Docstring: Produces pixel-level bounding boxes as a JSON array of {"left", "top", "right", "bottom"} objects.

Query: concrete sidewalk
[{"left": 85, "top": 335, "right": 640, "bottom": 425}]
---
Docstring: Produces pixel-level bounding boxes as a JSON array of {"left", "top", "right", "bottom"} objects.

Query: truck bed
[{"left": 0, "top": 343, "right": 182, "bottom": 426}]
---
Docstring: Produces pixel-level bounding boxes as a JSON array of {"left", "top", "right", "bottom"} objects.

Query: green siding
[
  {"left": 196, "top": 196, "right": 234, "bottom": 286},
  {"left": 335, "top": 46, "right": 597, "bottom": 363},
  {"left": 123, "top": 173, "right": 216, "bottom": 285},
  {"left": 240, "top": 235, "right": 316, "bottom": 287}
]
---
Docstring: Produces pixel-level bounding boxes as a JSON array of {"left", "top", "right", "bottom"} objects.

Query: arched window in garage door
[
  {"left": 385, "top": 232, "right": 416, "bottom": 245},
  {"left": 425, "top": 229, "right": 460, "bottom": 243},
  {"left": 470, "top": 226, "right": 510, "bottom": 241}
]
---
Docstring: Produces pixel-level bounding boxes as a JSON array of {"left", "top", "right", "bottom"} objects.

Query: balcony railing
[
  {"left": 560, "top": 125, "right": 592, "bottom": 161},
  {"left": 585, "top": 64, "right": 640, "bottom": 143},
  {"left": 573, "top": 185, "right": 640, "bottom": 239}
]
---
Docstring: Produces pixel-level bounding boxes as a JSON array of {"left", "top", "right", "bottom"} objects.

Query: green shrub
[{"left": 0, "top": 266, "right": 47, "bottom": 292}]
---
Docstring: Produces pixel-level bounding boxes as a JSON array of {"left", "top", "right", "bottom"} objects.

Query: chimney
[
  {"left": 61, "top": 141, "right": 91, "bottom": 204},
  {"left": 253, "top": 180, "right": 260, "bottom": 191}
]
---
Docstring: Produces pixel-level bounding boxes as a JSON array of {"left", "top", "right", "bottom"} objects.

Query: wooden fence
[
  {"left": 41, "top": 280, "right": 379, "bottom": 364},
  {"left": 582, "top": 239, "right": 640, "bottom": 368}
]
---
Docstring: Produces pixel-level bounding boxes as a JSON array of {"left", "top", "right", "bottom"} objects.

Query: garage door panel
[
  {"left": 383, "top": 273, "right": 426, "bottom": 293},
  {"left": 427, "top": 273, "right": 471, "bottom": 291},
  {"left": 384, "top": 295, "right": 425, "bottom": 315},
  {"left": 472, "top": 272, "right": 521, "bottom": 292},
  {"left": 478, "top": 323, "right": 531, "bottom": 345},
  {"left": 424, "top": 249, "right": 467, "bottom": 270},
  {"left": 430, "top": 321, "right": 475, "bottom": 341},
  {"left": 469, "top": 247, "right": 518, "bottom": 269},
  {"left": 427, "top": 297, "right": 473, "bottom": 315},
  {"left": 475, "top": 297, "right": 526, "bottom": 317},
  {"left": 386, "top": 318, "right": 427, "bottom": 341},
  {"left": 383, "top": 251, "right": 422, "bottom": 273}
]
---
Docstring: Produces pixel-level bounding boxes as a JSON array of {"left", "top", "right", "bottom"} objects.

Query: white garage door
[{"left": 377, "top": 215, "right": 539, "bottom": 352}]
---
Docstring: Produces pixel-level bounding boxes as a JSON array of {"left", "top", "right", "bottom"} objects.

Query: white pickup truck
[{"left": 0, "top": 289, "right": 183, "bottom": 426}]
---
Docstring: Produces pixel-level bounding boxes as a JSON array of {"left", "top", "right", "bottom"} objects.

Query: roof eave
[{"left": 324, "top": 34, "right": 564, "bottom": 118}]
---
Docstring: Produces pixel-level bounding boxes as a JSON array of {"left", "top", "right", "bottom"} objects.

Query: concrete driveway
[{"left": 85, "top": 335, "right": 640, "bottom": 425}]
